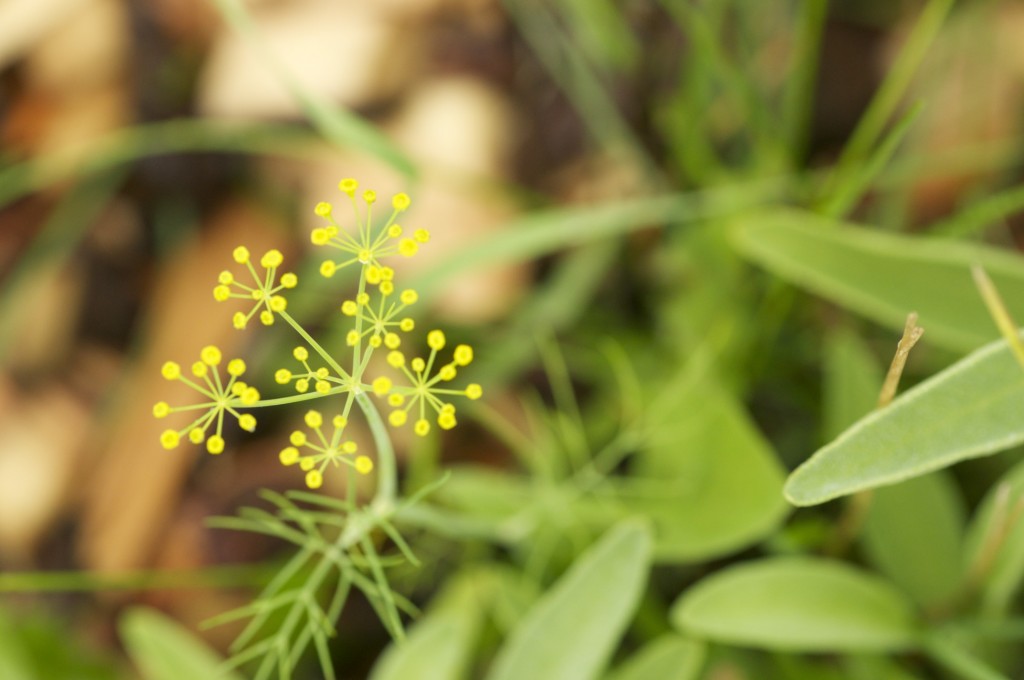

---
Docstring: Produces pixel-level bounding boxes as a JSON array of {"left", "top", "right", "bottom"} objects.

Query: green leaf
[
  {"left": 785, "top": 336, "right": 1024, "bottom": 505},
  {"left": 963, "top": 457, "right": 1024, "bottom": 615},
  {"left": 603, "top": 635, "right": 704, "bottom": 680},
  {"left": 732, "top": 208, "right": 1024, "bottom": 353},
  {"left": 617, "top": 363, "right": 788, "bottom": 561},
  {"left": 119, "top": 607, "right": 242, "bottom": 680},
  {"left": 861, "top": 470, "right": 965, "bottom": 608},
  {"left": 369, "top": 570, "right": 484, "bottom": 680},
  {"left": 822, "top": 327, "right": 884, "bottom": 441},
  {"left": 672, "top": 557, "right": 919, "bottom": 652},
  {"left": 486, "top": 521, "right": 652, "bottom": 680}
]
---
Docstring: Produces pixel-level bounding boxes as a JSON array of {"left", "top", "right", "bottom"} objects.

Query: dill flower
[
  {"left": 279, "top": 410, "right": 374, "bottom": 488},
  {"left": 155, "top": 346, "right": 260, "bottom": 454},
  {"left": 212, "top": 247, "right": 298, "bottom": 329}
]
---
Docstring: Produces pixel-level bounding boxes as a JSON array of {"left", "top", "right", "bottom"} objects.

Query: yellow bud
[
  {"left": 393, "top": 193, "right": 411, "bottom": 211},
  {"left": 369, "top": 335, "right": 382, "bottom": 348},
  {"left": 279, "top": 447, "right": 299, "bottom": 465},
  {"left": 326, "top": 226, "right": 339, "bottom": 238},
  {"left": 414, "top": 229, "right": 430, "bottom": 243},
  {"left": 269, "top": 295, "right": 287, "bottom": 312},
  {"left": 438, "top": 412, "right": 457, "bottom": 430},
  {"left": 400, "top": 290, "right": 418, "bottom": 305},
  {"left": 363, "top": 190, "right": 376, "bottom": 204},
  {"left": 380, "top": 280, "right": 394, "bottom": 296},
  {"left": 192, "top": 361, "right": 208, "bottom": 378},
  {"left": 290, "top": 431, "right": 307, "bottom": 446},
  {"left": 188, "top": 428, "right": 205, "bottom": 444},
  {"left": 341, "top": 300, "right": 358, "bottom": 316},
  {"left": 346, "top": 330, "right": 360, "bottom": 346},
  {"left": 261, "top": 250, "right": 283, "bottom": 268},
  {"left": 201, "top": 346, "right": 222, "bottom": 366},
  {"left": 281, "top": 272, "right": 298, "bottom": 288},
  {"left": 398, "top": 239, "right": 418, "bottom": 257},
  {"left": 227, "top": 359, "right": 246, "bottom": 376},
  {"left": 339, "top": 178, "right": 358, "bottom": 194},
  {"left": 439, "top": 365, "right": 457, "bottom": 381},
  {"left": 241, "top": 387, "right": 260, "bottom": 405},
  {"left": 389, "top": 410, "right": 407, "bottom": 427},
  {"left": 381, "top": 267, "right": 395, "bottom": 281},
  {"left": 293, "top": 347, "right": 309, "bottom": 361},
  {"left": 231, "top": 381, "right": 246, "bottom": 396},
  {"left": 306, "top": 469, "right": 323, "bottom": 489},
  {"left": 332, "top": 415, "right": 347, "bottom": 429},
  {"left": 411, "top": 357, "right": 426, "bottom": 373},
  {"left": 366, "top": 266, "right": 382, "bottom": 285},
  {"left": 232, "top": 246, "right": 250, "bottom": 264},
  {"left": 454, "top": 345, "right": 473, "bottom": 366},
  {"left": 388, "top": 224, "right": 403, "bottom": 238},
  {"left": 160, "top": 430, "right": 180, "bottom": 449},
  {"left": 296, "top": 379, "right": 310, "bottom": 393},
  {"left": 300, "top": 457, "right": 315, "bottom": 471},
  {"left": 427, "top": 330, "right": 446, "bottom": 351},
  {"left": 342, "top": 441, "right": 358, "bottom": 454},
  {"left": 305, "top": 410, "right": 323, "bottom": 429},
  {"left": 207, "top": 435, "right": 225, "bottom": 455},
  {"left": 414, "top": 419, "right": 430, "bottom": 436},
  {"left": 218, "top": 271, "right": 234, "bottom": 285},
  {"left": 213, "top": 285, "right": 231, "bottom": 301},
  {"left": 354, "top": 456, "right": 374, "bottom": 475},
  {"left": 315, "top": 367, "right": 329, "bottom": 379},
  {"left": 384, "top": 332, "right": 401, "bottom": 349},
  {"left": 153, "top": 401, "right": 170, "bottom": 418},
  {"left": 466, "top": 384, "right": 483, "bottom": 400},
  {"left": 260, "top": 310, "right": 274, "bottom": 325},
  {"left": 388, "top": 393, "right": 405, "bottom": 407},
  {"left": 233, "top": 312, "right": 247, "bottom": 330},
  {"left": 311, "top": 228, "right": 330, "bottom": 246},
  {"left": 356, "top": 292, "right": 370, "bottom": 306},
  {"left": 315, "top": 380, "right": 331, "bottom": 394},
  {"left": 161, "top": 361, "right": 181, "bottom": 380},
  {"left": 314, "top": 201, "right": 332, "bottom": 217},
  {"left": 238, "top": 414, "right": 257, "bottom": 432},
  {"left": 387, "top": 350, "right": 405, "bottom": 368},
  {"left": 320, "top": 260, "right": 336, "bottom": 278},
  {"left": 275, "top": 368, "right": 292, "bottom": 384},
  {"left": 372, "top": 377, "right": 392, "bottom": 395},
  {"left": 400, "top": 318, "right": 415, "bottom": 332}
]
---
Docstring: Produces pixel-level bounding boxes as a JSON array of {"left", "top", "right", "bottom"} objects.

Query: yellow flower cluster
[
  {"left": 311, "top": 179, "right": 429, "bottom": 277},
  {"left": 278, "top": 409, "right": 373, "bottom": 489},
  {"left": 154, "top": 345, "right": 260, "bottom": 455},
  {"left": 375, "top": 329, "right": 482, "bottom": 436},
  {"left": 213, "top": 247, "right": 297, "bottom": 329},
  {"left": 156, "top": 180, "right": 484, "bottom": 491}
]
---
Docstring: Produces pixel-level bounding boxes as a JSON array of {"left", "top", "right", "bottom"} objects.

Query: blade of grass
[
  {"left": 781, "top": 0, "right": 828, "bottom": 165},
  {"left": 932, "top": 183, "right": 1024, "bottom": 238},
  {"left": 825, "top": 0, "right": 954, "bottom": 201},
  {"left": 209, "top": 0, "right": 415, "bottom": 178}
]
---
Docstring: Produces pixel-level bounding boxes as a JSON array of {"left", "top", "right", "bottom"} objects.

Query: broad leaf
[
  {"left": 618, "top": 362, "right": 788, "bottom": 561},
  {"left": 861, "top": 470, "right": 965, "bottom": 608},
  {"left": 672, "top": 557, "right": 919, "bottom": 652},
  {"left": 604, "top": 635, "right": 704, "bottom": 680},
  {"left": 119, "top": 607, "right": 241, "bottom": 680},
  {"left": 786, "top": 336, "right": 1024, "bottom": 505},
  {"left": 732, "top": 208, "right": 1024, "bottom": 353},
  {"left": 486, "top": 521, "right": 652, "bottom": 680}
]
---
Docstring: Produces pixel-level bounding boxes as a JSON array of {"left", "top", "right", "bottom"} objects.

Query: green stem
[
  {"left": 279, "top": 310, "right": 351, "bottom": 380},
  {"left": 355, "top": 390, "right": 397, "bottom": 508}
]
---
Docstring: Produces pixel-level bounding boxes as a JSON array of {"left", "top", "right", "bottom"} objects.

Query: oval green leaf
[
  {"left": 672, "top": 557, "right": 919, "bottom": 652},
  {"left": 861, "top": 470, "right": 965, "bottom": 607},
  {"left": 486, "top": 521, "right": 652, "bottom": 680},
  {"left": 603, "top": 635, "right": 705, "bottom": 680},
  {"left": 119, "top": 607, "right": 241, "bottom": 680},
  {"left": 732, "top": 208, "right": 1024, "bottom": 353},
  {"left": 786, "top": 336, "right": 1024, "bottom": 505}
]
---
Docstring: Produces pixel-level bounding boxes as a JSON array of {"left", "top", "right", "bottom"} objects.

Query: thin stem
[
  {"left": 355, "top": 391, "right": 397, "bottom": 508},
  {"left": 278, "top": 310, "right": 351, "bottom": 380}
]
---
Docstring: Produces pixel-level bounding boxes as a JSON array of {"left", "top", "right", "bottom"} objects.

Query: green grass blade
[
  {"left": 209, "top": 0, "right": 415, "bottom": 177},
  {"left": 932, "top": 183, "right": 1024, "bottom": 238},
  {"left": 781, "top": 0, "right": 828, "bottom": 164}
]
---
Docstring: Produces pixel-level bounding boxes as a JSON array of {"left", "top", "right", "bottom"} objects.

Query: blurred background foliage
[{"left": 3, "top": 0, "right": 1024, "bottom": 678}]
